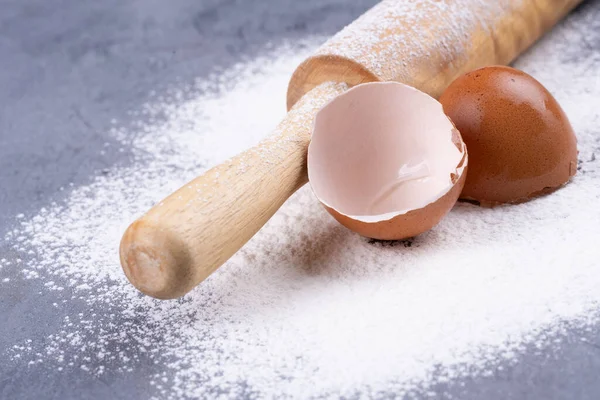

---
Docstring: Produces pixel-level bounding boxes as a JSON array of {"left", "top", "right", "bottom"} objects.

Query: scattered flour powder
[{"left": 3, "top": 8, "right": 600, "bottom": 400}]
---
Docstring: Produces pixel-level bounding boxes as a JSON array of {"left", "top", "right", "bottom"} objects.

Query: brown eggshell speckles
[
  {"left": 308, "top": 82, "right": 468, "bottom": 240},
  {"left": 439, "top": 65, "right": 578, "bottom": 206}
]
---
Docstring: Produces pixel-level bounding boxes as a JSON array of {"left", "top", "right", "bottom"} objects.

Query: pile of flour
[{"left": 3, "top": 7, "right": 600, "bottom": 400}]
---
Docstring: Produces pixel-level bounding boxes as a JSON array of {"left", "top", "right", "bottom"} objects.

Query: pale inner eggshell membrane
[{"left": 308, "top": 82, "right": 466, "bottom": 223}]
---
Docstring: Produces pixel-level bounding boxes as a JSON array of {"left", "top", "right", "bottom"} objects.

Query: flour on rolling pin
[
  {"left": 318, "top": 0, "right": 511, "bottom": 71},
  {"left": 171, "top": 81, "right": 347, "bottom": 207},
  {"left": 288, "top": 0, "right": 582, "bottom": 105},
  {"left": 248, "top": 81, "right": 347, "bottom": 167}
]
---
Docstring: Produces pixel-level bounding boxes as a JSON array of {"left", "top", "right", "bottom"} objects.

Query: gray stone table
[{"left": 1, "top": 0, "right": 600, "bottom": 398}]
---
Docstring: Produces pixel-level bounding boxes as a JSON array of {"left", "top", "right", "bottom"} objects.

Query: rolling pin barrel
[
  {"left": 120, "top": 0, "right": 583, "bottom": 299},
  {"left": 287, "top": 0, "right": 582, "bottom": 107}
]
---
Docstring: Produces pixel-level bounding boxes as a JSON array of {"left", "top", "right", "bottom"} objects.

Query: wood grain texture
[
  {"left": 121, "top": 0, "right": 582, "bottom": 299},
  {"left": 287, "top": 0, "right": 583, "bottom": 108},
  {"left": 120, "top": 82, "right": 347, "bottom": 299}
]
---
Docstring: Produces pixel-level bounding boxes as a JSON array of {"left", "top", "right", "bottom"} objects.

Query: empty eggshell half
[{"left": 308, "top": 82, "right": 468, "bottom": 240}]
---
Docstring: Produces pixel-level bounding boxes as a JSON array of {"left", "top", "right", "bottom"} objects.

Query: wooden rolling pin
[{"left": 120, "top": 0, "right": 582, "bottom": 299}]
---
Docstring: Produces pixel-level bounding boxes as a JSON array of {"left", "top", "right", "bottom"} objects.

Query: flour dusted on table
[{"left": 4, "top": 10, "right": 600, "bottom": 400}]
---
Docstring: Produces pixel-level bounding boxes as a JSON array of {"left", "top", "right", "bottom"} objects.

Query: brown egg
[
  {"left": 439, "top": 65, "right": 577, "bottom": 206},
  {"left": 308, "top": 82, "right": 467, "bottom": 240}
]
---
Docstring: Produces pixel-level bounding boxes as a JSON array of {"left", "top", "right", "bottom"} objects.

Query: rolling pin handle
[{"left": 119, "top": 82, "right": 347, "bottom": 299}]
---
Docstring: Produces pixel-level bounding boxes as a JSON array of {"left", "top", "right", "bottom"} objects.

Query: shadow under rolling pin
[{"left": 120, "top": 0, "right": 583, "bottom": 299}]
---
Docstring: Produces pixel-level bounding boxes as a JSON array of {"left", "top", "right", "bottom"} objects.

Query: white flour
[
  {"left": 4, "top": 9, "right": 600, "bottom": 400},
  {"left": 316, "top": 0, "right": 517, "bottom": 80}
]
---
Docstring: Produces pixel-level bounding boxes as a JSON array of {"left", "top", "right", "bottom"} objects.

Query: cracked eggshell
[
  {"left": 308, "top": 82, "right": 468, "bottom": 240},
  {"left": 439, "top": 66, "right": 578, "bottom": 206}
]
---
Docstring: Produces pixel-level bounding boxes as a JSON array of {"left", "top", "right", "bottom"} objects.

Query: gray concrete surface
[{"left": 1, "top": 0, "right": 600, "bottom": 398}]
